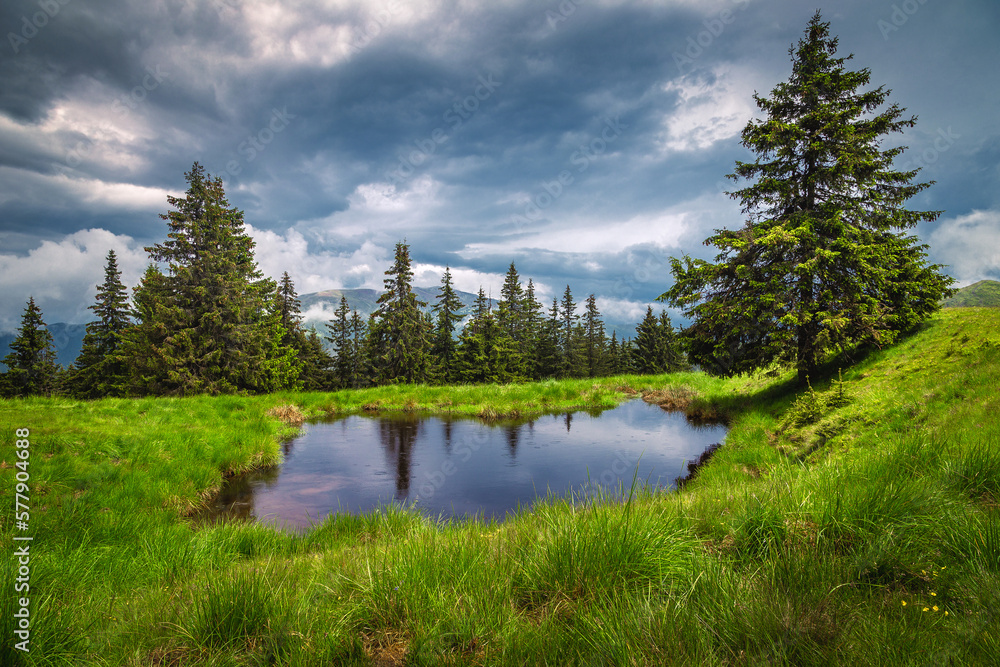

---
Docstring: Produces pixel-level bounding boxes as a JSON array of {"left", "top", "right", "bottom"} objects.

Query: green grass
[
  {"left": 942, "top": 279, "right": 1000, "bottom": 308},
  {"left": 1, "top": 308, "right": 999, "bottom": 664}
]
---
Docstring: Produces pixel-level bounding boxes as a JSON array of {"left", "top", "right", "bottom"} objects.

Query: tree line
[
  {"left": 0, "top": 164, "right": 685, "bottom": 398},
  {"left": 3, "top": 13, "right": 956, "bottom": 397}
]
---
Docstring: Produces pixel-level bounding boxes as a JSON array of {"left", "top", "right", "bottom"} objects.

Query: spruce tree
[
  {"left": 662, "top": 12, "right": 954, "bottom": 382},
  {"left": 2, "top": 297, "right": 60, "bottom": 397},
  {"left": 533, "top": 298, "right": 561, "bottom": 379},
  {"left": 349, "top": 310, "right": 367, "bottom": 388},
  {"left": 431, "top": 267, "right": 465, "bottom": 384},
  {"left": 120, "top": 265, "right": 170, "bottom": 395},
  {"left": 455, "top": 311, "right": 522, "bottom": 384},
  {"left": 327, "top": 296, "right": 353, "bottom": 389},
  {"left": 67, "top": 250, "right": 131, "bottom": 398},
  {"left": 369, "top": 241, "right": 431, "bottom": 384},
  {"left": 127, "top": 163, "right": 300, "bottom": 394},
  {"left": 582, "top": 294, "right": 607, "bottom": 378},
  {"left": 498, "top": 262, "right": 525, "bottom": 341},
  {"left": 633, "top": 307, "right": 665, "bottom": 374},
  {"left": 277, "top": 272, "right": 331, "bottom": 390},
  {"left": 558, "top": 285, "right": 580, "bottom": 377}
]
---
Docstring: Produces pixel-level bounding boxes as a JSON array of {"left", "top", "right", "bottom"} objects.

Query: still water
[{"left": 202, "top": 400, "right": 727, "bottom": 528}]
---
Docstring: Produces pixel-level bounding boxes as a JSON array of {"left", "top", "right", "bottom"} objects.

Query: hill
[{"left": 942, "top": 279, "right": 1000, "bottom": 307}]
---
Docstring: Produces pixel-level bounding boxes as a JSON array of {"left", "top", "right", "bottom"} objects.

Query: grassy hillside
[
  {"left": 942, "top": 279, "right": 1000, "bottom": 307},
  {"left": 1, "top": 309, "right": 998, "bottom": 665}
]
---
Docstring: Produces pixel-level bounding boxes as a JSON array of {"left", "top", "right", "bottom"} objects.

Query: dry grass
[
  {"left": 266, "top": 403, "right": 305, "bottom": 426},
  {"left": 642, "top": 385, "right": 698, "bottom": 410}
]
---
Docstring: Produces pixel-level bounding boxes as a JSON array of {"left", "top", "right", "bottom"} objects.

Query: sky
[{"left": 1, "top": 0, "right": 998, "bottom": 333}]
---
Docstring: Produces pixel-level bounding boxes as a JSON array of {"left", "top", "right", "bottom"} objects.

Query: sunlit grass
[{"left": 1, "top": 309, "right": 998, "bottom": 663}]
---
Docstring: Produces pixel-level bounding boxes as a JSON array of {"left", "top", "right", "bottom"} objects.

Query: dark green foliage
[
  {"left": 123, "top": 163, "right": 300, "bottom": 395},
  {"left": 367, "top": 241, "right": 432, "bottom": 384},
  {"left": 277, "top": 272, "right": 332, "bottom": 390},
  {"left": 66, "top": 250, "right": 131, "bottom": 398},
  {"left": 532, "top": 298, "right": 562, "bottom": 379},
  {"left": 1, "top": 297, "right": 60, "bottom": 397},
  {"left": 632, "top": 307, "right": 685, "bottom": 374},
  {"left": 455, "top": 311, "right": 523, "bottom": 384},
  {"left": 662, "top": 13, "right": 955, "bottom": 383},
  {"left": 327, "top": 296, "right": 354, "bottom": 389},
  {"left": 558, "top": 285, "right": 582, "bottom": 377},
  {"left": 582, "top": 294, "right": 607, "bottom": 378},
  {"left": 430, "top": 267, "right": 465, "bottom": 384},
  {"left": 498, "top": 262, "right": 525, "bottom": 342}
]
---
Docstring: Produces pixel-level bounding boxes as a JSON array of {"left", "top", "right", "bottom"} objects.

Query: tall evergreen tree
[
  {"left": 533, "top": 298, "right": 561, "bottom": 379},
  {"left": 658, "top": 310, "right": 686, "bottom": 372},
  {"left": 276, "top": 272, "right": 301, "bottom": 333},
  {"left": 277, "top": 272, "right": 331, "bottom": 390},
  {"left": 558, "top": 285, "right": 581, "bottom": 377},
  {"left": 67, "top": 250, "right": 131, "bottom": 398},
  {"left": 498, "top": 262, "right": 525, "bottom": 341},
  {"left": 455, "top": 311, "right": 522, "bottom": 384},
  {"left": 430, "top": 267, "right": 465, "bottom": 384},
  {"left": 662, "top": 13, "right": 954, "bottom": 382},
  {"left": 349, "top": 309, "right": 367, "bottom": 388},
  {"left": 327, "top": 296, "right": 353, "bottom": 389},
  {"left": 2, "top": 297, "right": 60, "bottom": 397},
  {"left": 368, "top": 241, "right": 431, "bottom": 384},
  {"left": 126, "top": 163, "right": 300, "bottom": 394},
  {"left": 634, "top": 307, "right": 666, "bottom": 374},
  {"left": 582, "top": 294, "right": 607, "bottom": 378},
  {"left": 519, "top": 279, "right": 542, "bottom": 379}
]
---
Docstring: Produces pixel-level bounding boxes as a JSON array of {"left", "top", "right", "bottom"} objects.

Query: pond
[{"left": 200, "top": 399, "right": 727, "bottom": 528}]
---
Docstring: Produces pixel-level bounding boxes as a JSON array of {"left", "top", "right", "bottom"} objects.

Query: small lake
[{"left": 201, "top": 400, "right": 727, "bottom": 528}]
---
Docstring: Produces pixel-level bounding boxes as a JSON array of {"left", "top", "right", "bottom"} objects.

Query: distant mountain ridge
[
  {"left": 942, "top": 280, "right": 1000, "bottom": 308},
  {"left": 0, "top": 322, "right": 86, "bottom": 370},
  {"left": 299, "top": 287, "right": 479, "bottom": 323}
]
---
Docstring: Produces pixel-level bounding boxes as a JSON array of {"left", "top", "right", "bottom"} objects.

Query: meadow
[{"left": 1, "top": 308, "right": 998, "bottom": 665}]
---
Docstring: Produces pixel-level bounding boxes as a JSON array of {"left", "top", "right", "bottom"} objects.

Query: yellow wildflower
[
  {"left": 933, "top": 606, "right": 939, "bottom": 612},
  {"left": 930, "top": 592, "right": 937, "bottom": 597},
  {"left": 901, "top": 601, "right": 907, "bottom": 606},
  {"left": 923, "top": 607, "right": 929, "bottom": 612}
]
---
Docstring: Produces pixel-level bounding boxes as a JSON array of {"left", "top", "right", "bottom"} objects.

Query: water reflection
[{"left": 197, "top": 400, "right": 727, "bottom": 528}]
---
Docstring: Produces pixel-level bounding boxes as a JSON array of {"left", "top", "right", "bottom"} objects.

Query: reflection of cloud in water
[{"left": 286, "top": 474, "right": 352, "bottom": 496}]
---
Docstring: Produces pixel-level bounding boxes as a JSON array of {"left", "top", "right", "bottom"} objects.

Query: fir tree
[
  {"left": 533, "top": 298, "right": 561, "bottom": 379},
  {"left": 634, "top": 307, "right": 664, "bottom": 374},
  {"left": 455, "top": 311, "right": 522, "bottom": 384},
  {"left": 368, "top": 241, "right": 431, "bottom": 384},
  {"left": 2, "top": 297, "right": 60, "bottom": 397},
  {"left": 662, "top": 13, "right": 954, "bottom": 382},
  {"left": 582, "top": 294, "right": 607, "bottom": 378},
  {"left": 67, "top": 250, "right": 131, "bottom": 398},
  {"left": 349, "top": 309, "right": 367, "bottom": 388},
  {"left": 327, "top": 296, "right": 353, "bottom": 389},
  {"left": 120, "top": 265, "right": 170, "bottom": 395},
  {"left": 521, "top": 279, "right": 544, "bottom": 379},
  {"left": 277, "top": 272, "right": 331, "bottom": 390},
  {"left": 127, "top": 163, "right": 300, "bottom": 394},
  {"left": 559, "top": 285, "right": 581, "bottom": 377},
  {"left": 430, "top": 267, "right": 465, "bottom": 384},
  {"left": 498, "top": 262, "right": 525, "bottom": 341}
]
